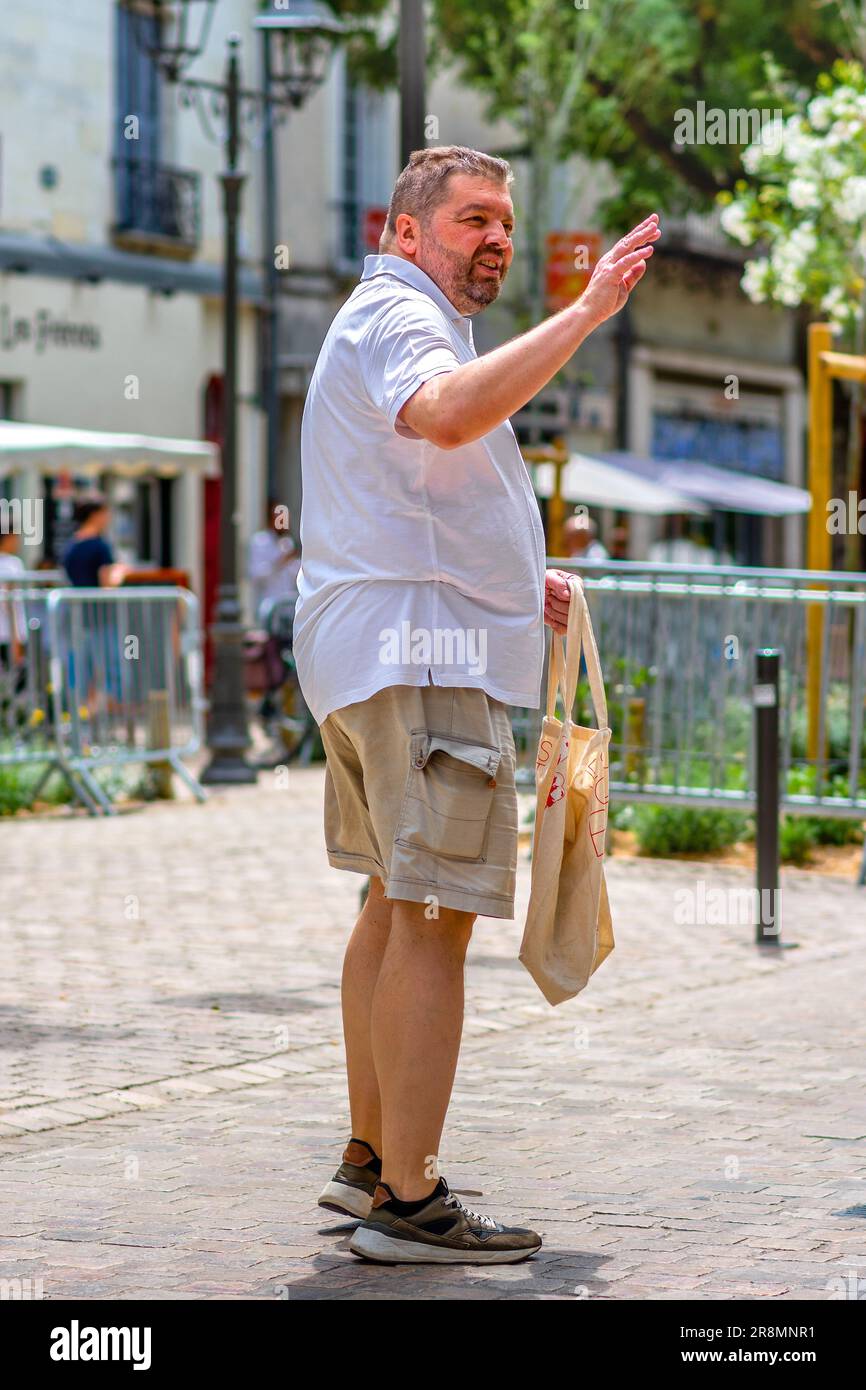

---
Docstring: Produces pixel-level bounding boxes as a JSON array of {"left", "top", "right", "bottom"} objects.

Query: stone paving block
[{"left": 1, "top": 771, "right": 865, "bottom": 1299}]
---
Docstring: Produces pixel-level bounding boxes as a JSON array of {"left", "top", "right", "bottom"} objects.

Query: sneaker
[
  {"left": 317, "top": 1138, "right": 381, "bottom": 1220},
  {"left": 349, "top": 1178, "right": 542, "bottom": 1264}
]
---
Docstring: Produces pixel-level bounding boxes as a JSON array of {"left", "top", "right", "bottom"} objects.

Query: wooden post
[
  {"left": 523, "top": 439, "right": 569, "bottom": 557},
  {"left": 806, "top": 326, "right": 866, "bottom": 762},
  {"left": 146, "top": 690, "right": 174, "bottom": 799},
  {"left": 625, "top": 696, "right": 646, "bottom": 782},
  {"left": 806, "top": 324, "right": 833, "bottom": 763}
]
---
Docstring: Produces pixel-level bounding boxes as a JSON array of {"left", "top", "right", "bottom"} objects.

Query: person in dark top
[
  {"left": 62, "top": 493, "right": 128, "bottom": 588},
  {"left": 60, "top": 492, "right": 129, "bottom": 703}
]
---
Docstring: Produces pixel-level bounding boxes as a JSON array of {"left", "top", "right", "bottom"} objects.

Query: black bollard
[{"left": 754, "top": 649, "right": 781, "bottom": 945}]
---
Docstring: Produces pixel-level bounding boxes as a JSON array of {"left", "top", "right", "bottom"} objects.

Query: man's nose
[{"left": 484, "top": 225, "right": 510, "bottom": 249}]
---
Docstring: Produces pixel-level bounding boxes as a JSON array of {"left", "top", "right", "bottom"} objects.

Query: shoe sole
[
  {"left": 349, "top": 1226, "right": 541, "bottom": 1265},
  {"left": 317, "top": 1180, "right": 374, "bottom": 1220}
]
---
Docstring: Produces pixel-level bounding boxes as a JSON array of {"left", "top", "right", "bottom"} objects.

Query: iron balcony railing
[
  {"left": 663, "top": 208, "right": 746, "bottom": 263},
  {"left": 112, "top": 157, "right": 201, "bottom": 253}
]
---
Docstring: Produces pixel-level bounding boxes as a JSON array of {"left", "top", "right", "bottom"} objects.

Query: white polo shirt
[{"left": 292, "top": 253, "right": 547, "bottom": 725}]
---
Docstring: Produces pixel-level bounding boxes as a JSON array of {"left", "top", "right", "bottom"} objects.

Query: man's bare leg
[
  {"left": 371, "top": 898, "right": 475, "bottom": 1201},
  {"left": 341, "top": 875, "right": 393, "bottom": 1155}
]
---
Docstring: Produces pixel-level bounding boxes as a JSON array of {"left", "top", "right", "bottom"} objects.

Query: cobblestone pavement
[{"left": 1, "top": 768, "right": 865, "bottom": 1300}]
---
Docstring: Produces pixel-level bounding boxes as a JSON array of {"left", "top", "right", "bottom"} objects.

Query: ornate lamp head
[
  {"left": 254, "top": 2, "right": 345, "bottom": 109},
  {"left": 125, "top": 0, "right": 218, "bottom": 82}
]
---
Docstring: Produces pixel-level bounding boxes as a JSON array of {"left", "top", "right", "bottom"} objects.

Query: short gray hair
[{"left": 380, "top": 145, "right": 513, "bottom": 249}]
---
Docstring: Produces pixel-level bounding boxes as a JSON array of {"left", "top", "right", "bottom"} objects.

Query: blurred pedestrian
[
  {"left": 0, "top": 528, "right": 26, "bottom": 669},
  {"left": 61, "top": 493, "right": 127, "bottom": 705},
  {"left": 609, "top": 524, "right": 629, "bottom": 560},
  {"left": 248, "top": 500, "right": 301, "bottom": 625},
  {"left": 563, "top": 512, "right": 609, "bottom": 560},
  {"left": 61, "top": 493, "right": 128, "bottom": 588}
]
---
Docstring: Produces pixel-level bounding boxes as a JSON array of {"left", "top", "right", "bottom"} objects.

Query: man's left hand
[{"left": 544, "top": 568, "right": 572, "bottom": 634}]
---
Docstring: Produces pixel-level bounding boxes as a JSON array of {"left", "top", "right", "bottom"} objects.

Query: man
[
  {"left": 294, "top": 146, "right": 659, "bottom": 1264},
  {"left": 0, "top": 526, "right": 26, "bottom": 670},
  {"left": 248, "top": 500, "right": 301, "bottom": 625},
  {"left": 61, "top": 493, "right": 128, "bottom": 706},
  {"left": 61, "top": 494, "right": 128, "bottom": 588},
  {"left": 563, "top": 512, "right": 610, "bottom": 561},
  {"left": 609, "top": 524, "right": 630, "bottom": 560}
]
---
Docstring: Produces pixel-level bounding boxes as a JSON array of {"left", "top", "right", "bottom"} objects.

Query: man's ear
[{"left": 394, "top": 212, "right": 419, "bottom": 258}]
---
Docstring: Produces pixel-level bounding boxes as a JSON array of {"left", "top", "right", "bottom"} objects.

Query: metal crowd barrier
[
  {"left": 12, "top": 569, "right": 65, "bottom": 585},
  {"left": 509, "top": 560, "right": 866, "bottom": 880},
  {"left": 0, "top": 584, "right": 57, "bottom": 780},
  {"left": 0, "top": 583, "right": 205, "bottom": 814}
]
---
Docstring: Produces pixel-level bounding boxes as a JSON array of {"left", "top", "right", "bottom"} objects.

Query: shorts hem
[
  {"left": 326, "top": 849, "right": 387, "bottom": 879},
  {"left": 383, "top": 874, "right": 515, "bottom": 921}
]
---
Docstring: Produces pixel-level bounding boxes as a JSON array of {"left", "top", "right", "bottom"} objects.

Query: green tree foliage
[{"left": 327, "top": 0, "right": 850, "bottom": 228}]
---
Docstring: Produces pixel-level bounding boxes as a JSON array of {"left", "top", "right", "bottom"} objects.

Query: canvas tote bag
[{"left": 519, "top": 575, "right": 615, "bottom": 1005}]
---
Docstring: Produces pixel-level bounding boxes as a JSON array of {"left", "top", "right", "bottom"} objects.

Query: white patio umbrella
[
  {"left": 531, "top": 451, "right": 708, "bottom": 515},
  {"left": 0, "top": 420, "right": 219, "bottom": 477}
]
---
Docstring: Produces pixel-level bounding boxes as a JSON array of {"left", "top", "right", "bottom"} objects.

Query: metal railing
[
  {"left": 11, "top": 570, "right": 64, "bottom": 586},
  {"left": 663, "top": 208, "right": 746, "bottom": 263},
  {"left": 1, "top": 584, "right": 206, "bottom": 814},
  {"left": 0, "top": 584, "right": 56, "bottom": 778},
  {"left": 511, "top": 560, "right": 866, "bottom": 828},
  {"left": 112, "top": 157, "right": 201, "bottom": 252}
]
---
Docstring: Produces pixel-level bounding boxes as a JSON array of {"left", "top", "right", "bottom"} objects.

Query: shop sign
[
  {"left": 0, "top": 305, "right": 101, "bottom": 352},
  {"left": 545, "top": 231, "right": 602, "bottom": 313}
]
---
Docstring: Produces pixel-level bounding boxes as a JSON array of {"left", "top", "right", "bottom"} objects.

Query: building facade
[
  {"left": 1, "top": 1, "right": 809, "bottom": 615},
  {"left": 0, "top": 0, "right": 265, "bottom": 603}
]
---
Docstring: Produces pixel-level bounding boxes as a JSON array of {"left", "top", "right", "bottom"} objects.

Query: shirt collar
[{"left": 361, "top": 254, "right": 474, "bottom": 342}]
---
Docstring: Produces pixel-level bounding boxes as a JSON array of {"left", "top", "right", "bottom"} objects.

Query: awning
[
  {"left": 597, "top": 451, "right": 811, "bottom": 517},
  {"left": 0, "top": 420, "right": 220, "bottom": 478},
  {"left": 531, "top": 451, "right": 708, "bottom": 515}
]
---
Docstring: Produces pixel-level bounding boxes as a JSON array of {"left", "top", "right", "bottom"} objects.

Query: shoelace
[{"left": 443, "top": 1192, "right": 497, "bottom": 1230}]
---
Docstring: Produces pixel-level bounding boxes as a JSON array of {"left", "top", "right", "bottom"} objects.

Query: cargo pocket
[{"left": 395, "top": 730, "right": 502, "bottom": 863}]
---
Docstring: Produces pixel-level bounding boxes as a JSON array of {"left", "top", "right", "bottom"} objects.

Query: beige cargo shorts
[{"left": 319, "top": 680, "right": 519, "bottom": 919}]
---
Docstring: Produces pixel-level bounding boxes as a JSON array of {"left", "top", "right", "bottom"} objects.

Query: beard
[{"left": 425, "top": 242, "right": 508, "bottom": 314}]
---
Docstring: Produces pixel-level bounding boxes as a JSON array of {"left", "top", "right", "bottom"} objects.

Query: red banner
[
  {"left": 545, "top": 231, "right": 602, "bottom": 312},
  {"left": 363, "top": 206, "right": 388, "bottom": 253}
]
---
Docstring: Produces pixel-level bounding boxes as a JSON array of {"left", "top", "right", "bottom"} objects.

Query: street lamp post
[
  {"left": 398, "top": 0, "right": 426, "bottom": 167},
  {"left": 128, "top": 0, "right": 343, "bottom": 784},
  {"left": 205, "top": 32, "right": 251, "bottom": 783},
  {"left": 255, "top": 4, "right": 345, "bottom": 503}
]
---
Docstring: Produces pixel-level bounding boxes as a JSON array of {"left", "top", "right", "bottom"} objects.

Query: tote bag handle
[{"left": 545, "top": 575, "right": 609, "bottom": 731}]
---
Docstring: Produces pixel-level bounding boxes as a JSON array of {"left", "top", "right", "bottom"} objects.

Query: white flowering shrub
[{"left": 717, "top": 61, "right": 866, "bottom": 336}]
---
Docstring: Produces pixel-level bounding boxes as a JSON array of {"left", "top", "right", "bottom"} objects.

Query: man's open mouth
[{"left": 474, "top": 258, "right": 502, "bottom": 274}]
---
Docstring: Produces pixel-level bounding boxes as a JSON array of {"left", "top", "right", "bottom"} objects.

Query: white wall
[
  {"left": 0, "top": 0, "right": 262, "bottom": 264},
  {"left": 0, "top": 272, "right": 255, "bottom": 434}
]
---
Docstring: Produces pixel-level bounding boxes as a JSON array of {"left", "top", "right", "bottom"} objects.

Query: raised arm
[{"left": 400, "top": 214, "right": 660, "bottom": 450}]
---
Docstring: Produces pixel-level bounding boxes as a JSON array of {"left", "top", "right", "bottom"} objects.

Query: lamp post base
[{"left": 201, "top": 753, "right": 258, "bottom": 786}]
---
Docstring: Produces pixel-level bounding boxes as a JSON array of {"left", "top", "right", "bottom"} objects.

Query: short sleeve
[
  {"left": 96, "top": 538, "right": 114, "bottom": 568},
  {"left": 360, "top": 296, "right": 460, "bottom": 436}
]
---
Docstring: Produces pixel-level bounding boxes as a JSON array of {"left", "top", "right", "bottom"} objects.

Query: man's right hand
[
  {"left": 396, "top": 213, "right": 661, "bottom": 452},
  {"left": 579, "top": 214, "right": 661, "bottom": 326}
]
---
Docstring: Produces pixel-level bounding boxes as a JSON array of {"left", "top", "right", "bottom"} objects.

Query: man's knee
[{"left": 391, "top": 896, "right": 475, "bottom": 949}]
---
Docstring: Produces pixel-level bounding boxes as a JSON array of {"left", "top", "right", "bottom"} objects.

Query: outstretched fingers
[
  {"left": 614, "top": 245, "right": 654, "bottom": 279},
  {"left": 622, "top": 259, "right": 648, "bottom": 291},
  {"left": 609, "top": 216, "right": 661, "bottom": 264}
]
